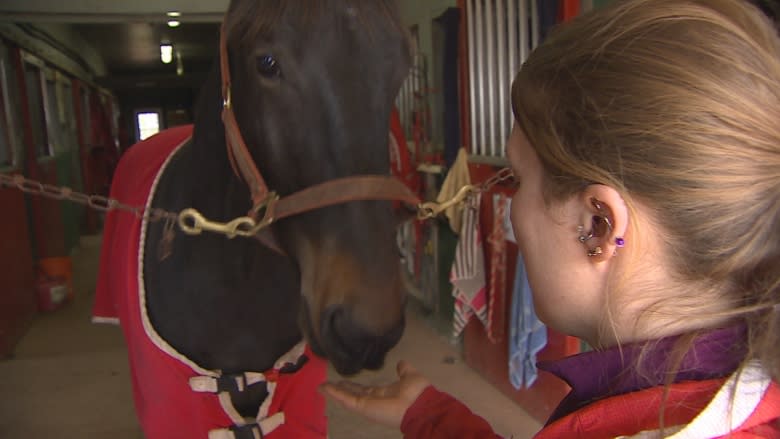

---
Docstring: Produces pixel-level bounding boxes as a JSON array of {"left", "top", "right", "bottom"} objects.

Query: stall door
[
  {"left": 0, "top": 43, "right": 36, "bottom": 358},
  {"left": 20, "top": 52, "right": 65, "bottom": 259}
]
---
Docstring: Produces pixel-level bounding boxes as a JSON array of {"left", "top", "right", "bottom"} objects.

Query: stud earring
[
  {"left": 587, "top": 246, "right": 603, "bottom": 257},
  {"left": 615, "top": 237, "right": 626, "bottom": 248}
]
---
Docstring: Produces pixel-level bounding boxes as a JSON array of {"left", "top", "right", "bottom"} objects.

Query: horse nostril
[
  {"left": 319, "top": 304, "right": 404, "bottom": 374},
  {"left": 321, "top": 305, "right": 357, "bottom": 354}
]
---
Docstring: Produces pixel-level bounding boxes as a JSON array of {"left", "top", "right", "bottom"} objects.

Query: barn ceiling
[
  {"left": 72, "top": 22, "right": 220, "bottom": 77},
  {"left": 0, "top": 0, "right": 227, "bottom": 90},
  {"left": 0, "top": 0, "right": 228, "bottom": 21}
]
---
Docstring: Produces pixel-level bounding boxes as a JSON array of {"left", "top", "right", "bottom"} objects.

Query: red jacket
[
  {"left": 93, "top": 126, "right": 328, "bottom": 439},
  {"left": 401, "top": 362, "right": 780, "bottom": 438}
]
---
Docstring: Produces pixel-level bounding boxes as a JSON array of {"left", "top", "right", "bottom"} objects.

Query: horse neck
[{"left": 145, "top": 78, "right": 303, "bottom": 374}]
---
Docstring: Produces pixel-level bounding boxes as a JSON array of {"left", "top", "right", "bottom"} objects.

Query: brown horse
[{"left": 94, "top": 1, "right": 412, "bottom": 437}]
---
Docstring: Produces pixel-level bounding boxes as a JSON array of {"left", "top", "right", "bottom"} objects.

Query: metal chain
[
  {"left": 479, "top": 167, "right": 515, "bottom": 192},
  {"left": 1, "top": 173, "right": 183, "bottom": 259},
  {"left": 416, "top": 167, "right": 514, "bottom": 220},
  {"left": 0, "top": 173, "right": 178, "bottom": 223},
  {"left": 2, "top": 168, "right": 515, "bottom": 235}
]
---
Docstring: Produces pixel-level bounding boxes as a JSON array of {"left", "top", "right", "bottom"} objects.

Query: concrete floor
[{"left": 0, "top": 235, "right": 541, "bottom": 438}]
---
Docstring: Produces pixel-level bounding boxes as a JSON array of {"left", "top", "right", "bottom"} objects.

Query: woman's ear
[{"left": 577, "top": 184, "right": 629, "bottom": 263}]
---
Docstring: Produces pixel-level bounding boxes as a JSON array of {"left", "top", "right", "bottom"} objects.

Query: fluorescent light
[
  {"left": 176, "top": 51, "right": 184, "bottom": 76},
  {"left": 166, "top": 11, "right": 181, "bottom": 17},
  {"left": 167, "top": 20, "right": 181, "bottom": 28},
  {"left": 160, "top": 44, "right": 173, "bottom": 64}
]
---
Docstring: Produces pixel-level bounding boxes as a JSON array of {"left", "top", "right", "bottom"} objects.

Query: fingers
[
  {"left": 321, "top": 380, "right": 392, "bottom": 400},
  {"left": 333, "top": 380, "right": 372, "bottom": 396},
  {"left": 319, "top": 381, "right": 406, "bottom": 428},
  {"left": 319, "top": 382, "right": 361, "bottom": 409},
  {"left": 318, "top": 361, "right": 429, "bottom": 429}
]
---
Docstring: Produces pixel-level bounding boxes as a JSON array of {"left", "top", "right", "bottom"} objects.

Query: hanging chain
[
  {"left": 480, "top": 167, "right": 515, "bottom": 191},
  {"left": 417, "top": 167, "right": 514, "bottom": 220},
  {"left": 2, "top": 168, "right": 515, "bottom": 237},
  {"left": 0, "top": 173, "right": 178, "bottom": 223},
  {"left": 0, "top": 173, "right": 182, "bottom": 258}
]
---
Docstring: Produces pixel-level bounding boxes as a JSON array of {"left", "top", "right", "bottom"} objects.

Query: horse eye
[{"left": 256, "top": 55, "right": 281, "bottom": 78}]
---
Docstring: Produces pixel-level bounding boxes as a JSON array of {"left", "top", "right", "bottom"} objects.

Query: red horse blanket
[{"left": 92, "top": 125, "right": 328, "bottom": 439}]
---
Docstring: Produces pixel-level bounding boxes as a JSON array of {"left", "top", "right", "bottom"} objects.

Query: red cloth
[
  {"left": 401, "top": 387, "right": 501, "bottom": 439},
  {"left": 558, "top": 0, "right": 581, "bottom": 22},
  {"left": 401, "top": 377, "right": 780, "bottom": 438},
  {"left": 93, "top": 125, "right": 327, "bottom": 439},
  {"left": 486, "top": 195, "right": 508, "bottom": 343},
  {"left": 389, "top": 106, "right": 420, "bottom": 194}
]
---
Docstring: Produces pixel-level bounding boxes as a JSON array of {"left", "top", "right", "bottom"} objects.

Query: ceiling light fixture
[
  {"left": 176, "top": 50, "right": 184, "bottom": 76},
  {"left": 160, "top": 43, "right": 173, "bottom": 64},
  {"left": 166, "top": 11, "right": 181, "bottom": 17},
  {"left": 167, "top": 20, "right": 181, "bottom": 28}
]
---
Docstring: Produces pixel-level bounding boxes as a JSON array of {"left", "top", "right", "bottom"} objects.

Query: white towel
[{"left": 451, "top": 193, "right": 488, "bottom": 338}]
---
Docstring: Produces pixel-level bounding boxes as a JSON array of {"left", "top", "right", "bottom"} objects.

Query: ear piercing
[
  {"left": 587, "top": 246, "right": 603, "bottom": 257},
  {"left": 579, "top": 198, "right": 626, "bottom": 254},
  {"left": 577, "top": 225, "right": 592, "bottom": 243}
]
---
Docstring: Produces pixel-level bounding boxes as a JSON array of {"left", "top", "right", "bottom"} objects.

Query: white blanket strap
[
  {"left": 189, "top": 372, "right": 269, "bottom": 393},
  {"left": 207, "top": 412, "right": 285, "bottom": 439}
]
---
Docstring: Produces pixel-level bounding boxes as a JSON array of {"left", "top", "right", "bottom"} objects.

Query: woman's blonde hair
[{"left": 512, "top": 0, "right": 780, "bottom": 380}]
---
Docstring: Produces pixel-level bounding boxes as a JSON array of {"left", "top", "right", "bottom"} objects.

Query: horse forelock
[{"left": 224, "top": 0, "right": 411, "bottom": 54}]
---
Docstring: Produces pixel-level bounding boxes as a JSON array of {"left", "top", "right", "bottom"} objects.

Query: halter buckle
[
  {"left": 248, "top": 192, "right": 279, "bottom": 231},
  {"left": 223, "top": 86, "right": 232, "bottom": 110}
]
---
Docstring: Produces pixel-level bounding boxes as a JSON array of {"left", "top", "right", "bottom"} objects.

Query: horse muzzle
[{"left": 305, "top": 303, "right": 405, "bottom": 376}]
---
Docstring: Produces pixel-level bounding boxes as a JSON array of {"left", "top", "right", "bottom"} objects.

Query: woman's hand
[{"left": 319, "top": 360, "right": 431, "bottom": 428}]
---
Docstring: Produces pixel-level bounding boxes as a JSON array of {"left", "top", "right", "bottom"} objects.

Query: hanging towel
[
  {"left": 437, "top": 147, "right": 472, "bottom": 234},
  {"left": 508, "top": 253, "right": 548, "bottom": 390},
  {"left": 502, "top": 195, "right": 516, "bottom": 244},
  {"left": 486, "top": 194, "right": 509, "bottom": 343},
  {"left": 451, "top": 192, "right": 487, "bottom": 338}
]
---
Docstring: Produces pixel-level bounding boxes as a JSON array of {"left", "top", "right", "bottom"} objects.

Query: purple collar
[{"left": 538, "top": 324, "right": 747, "bottom": 424}]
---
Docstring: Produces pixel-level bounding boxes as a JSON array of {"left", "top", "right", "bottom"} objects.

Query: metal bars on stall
[
  {"left": 395, "top": 53, "right": 429, "bottom": 144},
  {"left": 466, "top": 0, "right": 539, "bottom": 159}
]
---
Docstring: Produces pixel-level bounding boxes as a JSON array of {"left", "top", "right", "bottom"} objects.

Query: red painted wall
[
  {"left": 0, "top": 184, "right": 36, "bottom": 358},
  {"left": 26, "top": 161, "right": 66, "bottom": 258},
  {"left": 73, "top": 84, "right": 119, "bottom": 234},
  {"left": 71, "top": 80, "right": 97, "bottom": 234}
]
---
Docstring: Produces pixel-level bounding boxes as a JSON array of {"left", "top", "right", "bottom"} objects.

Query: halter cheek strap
[{"left": 220, "top": 22, "right": 271, "bottom": 208}]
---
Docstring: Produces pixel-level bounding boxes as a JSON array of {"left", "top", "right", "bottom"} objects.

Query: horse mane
[
  {"left": 224, "top": 0, "right": 410, "bottom": 48},
  {"left": 190, "top": 60, "right": 227, "bottom": 165}
]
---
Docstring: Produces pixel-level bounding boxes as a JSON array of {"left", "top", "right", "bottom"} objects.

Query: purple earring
[{"left": 615, "top": 237, "right": 626, "bottom": 247}]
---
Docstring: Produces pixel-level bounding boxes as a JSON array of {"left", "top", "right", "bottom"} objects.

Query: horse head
[{"left": 223, "top": 0, "right": 412, "bottom": 375}]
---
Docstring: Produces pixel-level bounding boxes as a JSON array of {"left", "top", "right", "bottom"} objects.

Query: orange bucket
[{"left": 38, "top": 257, "right": 74, "bottom": 302}]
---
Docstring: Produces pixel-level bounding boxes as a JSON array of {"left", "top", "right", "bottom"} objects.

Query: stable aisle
[{"left": 0, "top": 234, "right": 541, "bottom": 439}]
